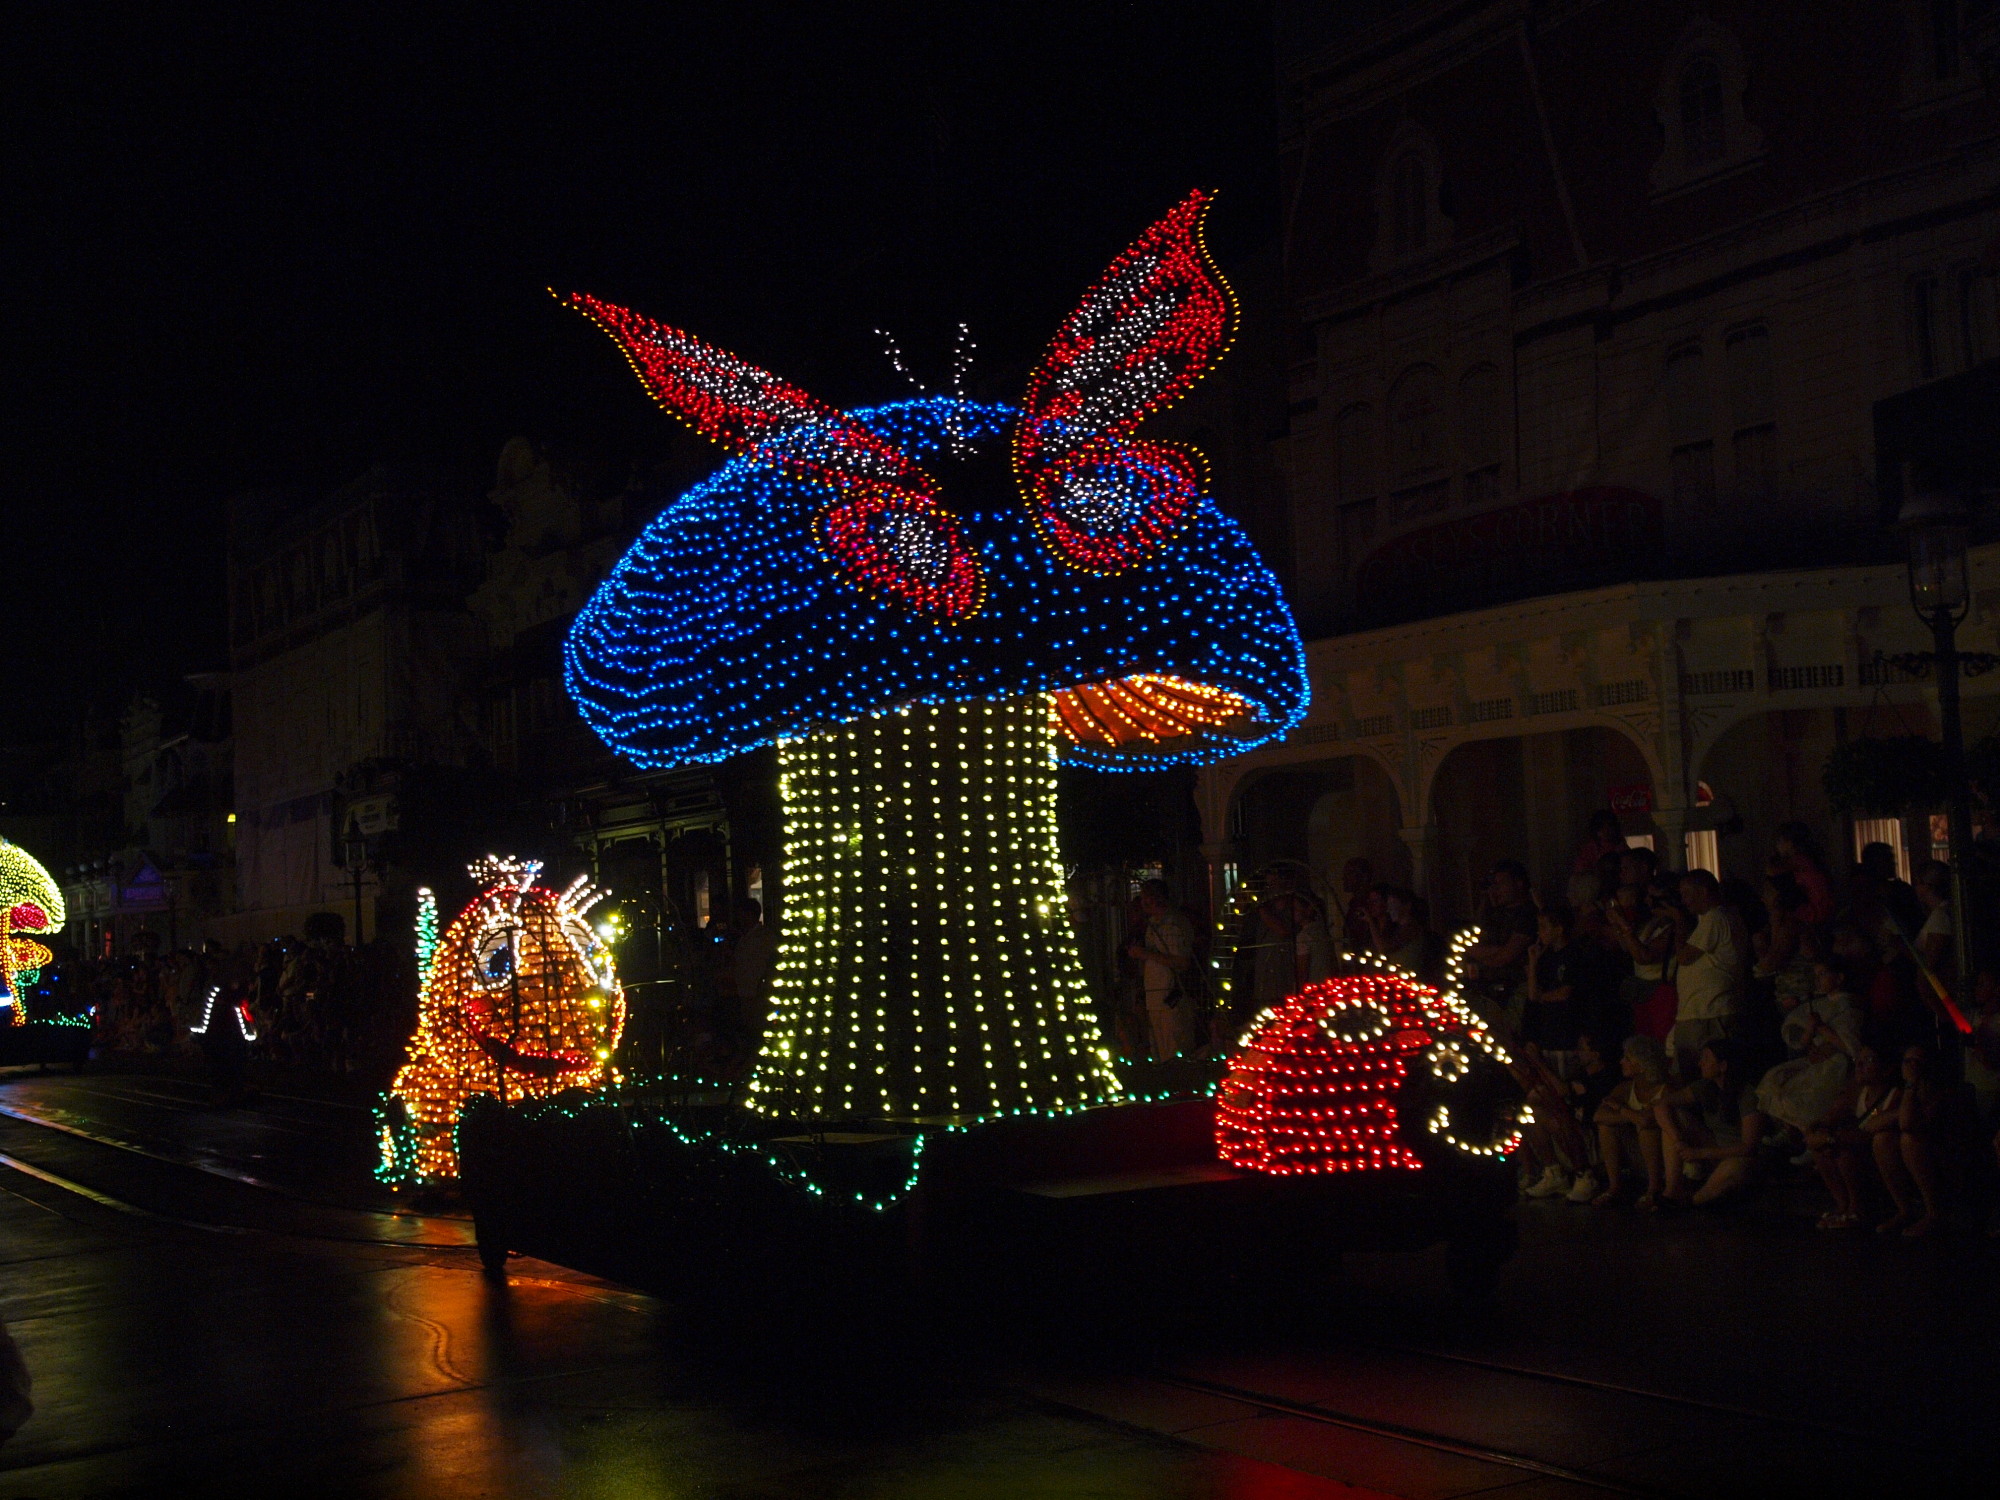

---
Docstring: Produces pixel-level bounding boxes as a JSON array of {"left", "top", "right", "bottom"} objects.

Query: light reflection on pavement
[{"left": 0, "top": 1068, "right": 1364, "bottom": 1499}]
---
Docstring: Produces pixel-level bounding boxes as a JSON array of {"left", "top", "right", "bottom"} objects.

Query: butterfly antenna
[{"left": 874, "top": 329, "right": 929, "bottom": 394}]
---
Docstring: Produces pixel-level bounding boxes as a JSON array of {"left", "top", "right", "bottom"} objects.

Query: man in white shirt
[
  {"left": 1128, "top": 879, "right": 1197, "bottom": 1061},
  {"left": 1672, "top": 869, "right": 1743, "bottom": 1079}
]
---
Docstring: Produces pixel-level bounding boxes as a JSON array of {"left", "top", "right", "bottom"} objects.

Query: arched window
[
  {"left": 1679, "top": 54, "right": 1726, "bottom": 167},
  {"left": 1651, "top": 22, "right": 1762, "bottom": 196},
  {"left": 1725, "top": 325, "right": 1776, "bottom": 503},
  {"left": 1391, "top": 154, "right": 1428, "bottom": 259},
  {"left": 1389, "top": 367, "right": 1445, "bottom": 480},
  {"left": 1371, "top": 122, "right": 1451, "bottom": 269},
  {"left": 1331, "top": 403, "right": 1379, "bottom": 581},
  {"left": 1959, "top": 265, "right": 1998, "bottom": 368},
  {"left": 1929, "top": 0, "right": 1962, "bottom": 82}
]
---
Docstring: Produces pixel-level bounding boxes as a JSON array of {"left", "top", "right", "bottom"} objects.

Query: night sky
[{"left": 10, "top": 2, "right": 1277, "bottom": 723}]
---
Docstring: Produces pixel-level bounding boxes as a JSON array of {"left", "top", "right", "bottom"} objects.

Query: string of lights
[
  {"left": 747, "top": 695, "right": 1120, "bottom": 1121},
  {"left": 492, "top": 1076, "right": 1214, "bottom": 1216},
  {"left": 189, "top": 984, "right": 257, "bottom": 1042}
]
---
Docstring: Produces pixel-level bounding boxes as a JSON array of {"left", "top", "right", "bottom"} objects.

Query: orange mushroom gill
[{"left": 1049, "top": 673, "right": 1257, "bottom": 750}]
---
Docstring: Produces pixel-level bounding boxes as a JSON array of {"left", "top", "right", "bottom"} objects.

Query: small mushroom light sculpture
[
  {"left": 379, "top": 858, "right": 624, "bottom": 1185},
  {"left": 0, "top": 838, "right": 65, "bottom": 1024},
  {"left": 562, "top": 193, "right": 1309, "bottom": 1123}
]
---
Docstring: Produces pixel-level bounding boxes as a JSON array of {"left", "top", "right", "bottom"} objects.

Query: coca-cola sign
[{"left": 1354, "top": 486, "right": 1662, "bottom": 622}]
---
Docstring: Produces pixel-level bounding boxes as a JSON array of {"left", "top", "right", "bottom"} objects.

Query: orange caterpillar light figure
[{"left": 378, "top": 856, "right": 624, "bottom": 1186}]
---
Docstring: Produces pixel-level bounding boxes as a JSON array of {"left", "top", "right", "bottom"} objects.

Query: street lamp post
[{"left": 1899, "top": 486, "right": 1976, "bottom": 1001}]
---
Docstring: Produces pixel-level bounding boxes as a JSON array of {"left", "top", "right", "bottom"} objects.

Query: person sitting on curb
[
  {"left": 1875, "top": 1043, "right": 1948, "bottom": 1238},
  {"left": 1562, "top": 1030, "right": 1623, "bottom": 1203},
  {"left": 1655, "top": 1039, "right": 1766, "bottom": 1208},
  {"left": 1804, "top": 1045, "right": 1893, "bottom": 1231},
  {"left": 1591, "top": 1034, "right": 1670, "bottom": 1208}
]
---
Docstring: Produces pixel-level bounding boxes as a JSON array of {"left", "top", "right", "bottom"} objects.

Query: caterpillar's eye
[{"left": 472, "top": 928, "right": 517, "bottom": 989}]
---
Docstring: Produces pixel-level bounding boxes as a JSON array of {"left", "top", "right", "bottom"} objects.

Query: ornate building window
[
  {"left": 1371, "top": 121, "right": 1453, "bottom": 269},
  {"left": 1391, "top": 153, "right": 1429, "bottom": 259},
  {"left": 1387, "top": 366, "right": 1450, "bottom": 523},
  {"left": 1901, "top": 1, "right": 1981, "bottom": 112},
  {"left": 1725, "top": 324, "right": 1776, "bottom": 503},
  {"left": 1664, "top": 341, "right": 1716, "bottom": 510},
  {"left": 1333, "top": 401, "right": 1379, "bottom": 506},
  {"left": 1389, "top": 366, "right": 1444, "bottom": 480},
  {"left": 1958, "top": 265, "right": 1998, "bottom": 367},
  {"left": 1651, "top": 21, "right": 1764, "bottom": 197},
  {"left": 1906, "top": 266, "right": 1997, "bottom": 381},
  {"left": 1679, "top": 55, "right": 1726, "bottom": 167}
]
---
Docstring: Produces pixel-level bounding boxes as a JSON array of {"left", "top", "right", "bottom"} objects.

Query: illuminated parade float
[
  {"left": 0, "top": 838, "right": 64, "bottom": 1025},
  {"left": 457, "top": 196, "right": 1522, "bottom": 1311},
  {"left": 379, "top": 858, "right": 625, "bottom": 1185},
  {"left": 560, "top": 190, "right": 1305, "bottom": 1124}
]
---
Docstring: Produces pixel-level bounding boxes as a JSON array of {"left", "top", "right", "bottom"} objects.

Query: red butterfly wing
[
  {"left": 562, "top": 292, "right": 982, "bottom": 621},
  {"left": 1013, "top": 191, "right": 1235, "bottom": 573}
]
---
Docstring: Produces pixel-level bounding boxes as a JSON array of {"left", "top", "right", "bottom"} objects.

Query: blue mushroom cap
[{"left": 565, "top": 397, "right": 1308, "bottom": 770}]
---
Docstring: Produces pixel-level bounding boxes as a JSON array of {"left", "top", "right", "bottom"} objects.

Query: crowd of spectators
[
  {"left": 1445, "top": 812, "right": 1999, "bottom": 1237},
  {"left": 40, "top": 913, "right": 417, "bottom": 1085},
  {"left": 32, "top": 811, "right": 2000, "bottom": 1239}
]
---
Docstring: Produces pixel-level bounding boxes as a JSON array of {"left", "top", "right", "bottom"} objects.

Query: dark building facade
[{"left": 1200, "top": 1, "right": 2000, "bottom": 921}]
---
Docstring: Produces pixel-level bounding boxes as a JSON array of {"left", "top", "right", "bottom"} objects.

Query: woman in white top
[{"left": 1756, "top": 957, "right": 1862, "bottom": 1130}]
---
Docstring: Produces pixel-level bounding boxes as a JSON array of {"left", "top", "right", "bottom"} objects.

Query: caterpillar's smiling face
[{"left": 435, "top": 865, "right": 621, "bottom": 1079}]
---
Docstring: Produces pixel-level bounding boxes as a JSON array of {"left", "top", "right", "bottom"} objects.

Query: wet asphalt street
[{"left": 0, "top": 1065, "right": 1992, "bottom": 1498}]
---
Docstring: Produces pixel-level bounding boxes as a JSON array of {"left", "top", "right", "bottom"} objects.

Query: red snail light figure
[
  {"left": 378, "top": 857, "right": 624, "bottom": 1186},
  {"left": 1216, "top": 943, "right": 1529, "bottom": 1176}
]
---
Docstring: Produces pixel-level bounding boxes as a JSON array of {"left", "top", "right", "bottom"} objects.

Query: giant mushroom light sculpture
[
  {"left": 0, "top": 838, "right": 65, "bottom": 1025},
  {"left": 563, "top": 193, "right": 1309, "bottom": 1123}
]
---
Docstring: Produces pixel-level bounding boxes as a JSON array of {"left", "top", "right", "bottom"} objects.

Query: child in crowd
[
  {"left": 1657, "top": 1040, "right": 1766, "bottom": 1208},
  {"left": 1879, "top": 1044, "right": 1947, "bottom": 1238},
  {"left": 1561, "top": 1031, "right": 1622, "bottom": 1203},
  {"left": 1805, "top": 1045, "right": 1895, "bottom": 1231},
  {"left": 1523, "top": 904, "right": 1586, "bottom": 1065},
  {"left": 1591, "top": 1035, "right": 1669, "bottom": 1207},
  {"left": 1756, "top": 956, "right": 1862, "bottom": 1135}
]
